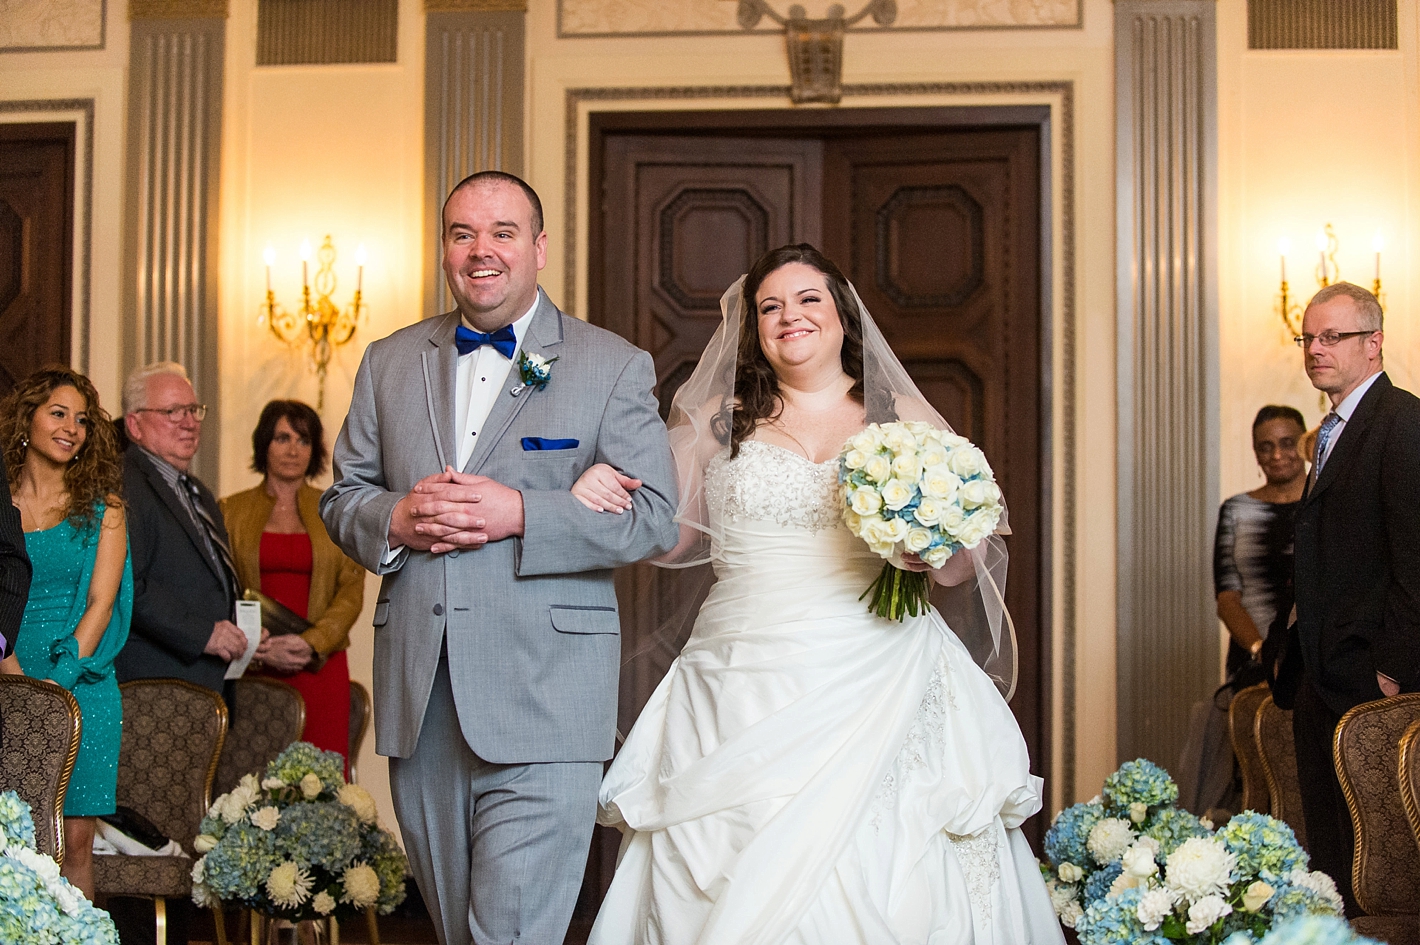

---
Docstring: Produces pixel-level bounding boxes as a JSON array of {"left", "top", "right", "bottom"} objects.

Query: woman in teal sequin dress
[{"left": 0, "top": 368, "right": 130, "bottom": 901}]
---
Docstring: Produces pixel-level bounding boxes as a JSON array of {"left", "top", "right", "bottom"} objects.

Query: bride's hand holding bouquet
[{"left": 838, "top": 420, "right": 1004, "bottom": 620}]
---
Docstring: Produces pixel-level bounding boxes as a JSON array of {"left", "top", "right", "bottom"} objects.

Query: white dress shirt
[{"left": 1318, "top": 369, "right": 1383, "bottom": 469}]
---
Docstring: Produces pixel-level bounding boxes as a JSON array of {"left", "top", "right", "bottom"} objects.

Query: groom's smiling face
[{"left": 442, "top": 180, "right": 548, "bottom": 331}]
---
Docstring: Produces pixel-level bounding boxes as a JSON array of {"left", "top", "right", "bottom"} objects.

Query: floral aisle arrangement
[
  {"left": 1040, "top": 759, "right": 1346, "bottom": 944},
  {"left": 191, "top": 742, "right": 407, "bottom": 921},
  {"left": 837, "top": 421, "right": 1004, "bottom": 620},
  {"left": 0, "top": 791, "right": 118, "bottom": 944},
  {"left": 1255, "top": 916, "right": 1378, "bottom": 945}
]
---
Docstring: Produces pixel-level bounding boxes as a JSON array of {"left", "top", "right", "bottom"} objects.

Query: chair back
[
  {"left": 1399, "top": 720, "right": 1420, "bottom": 861},
  {"left": 1254, "top": 695, "right": 1306, "bottom": 848},
  {"left": 0, "top": 677, "right": 81, "bottom": 863},
  {"left": 1334, "top": 693, "right": 1420, "bottom": 917},
  {"left": 1229, "top": 682, "right": 1271, "bottom": 814},
  {"left": 116, "top": 679, "right": 227, "bottom": 852},
  {"left": 349, "top": 680, "right": 371, "bottom": 784},
  {"left": 214, "top": 677, "right": 305, "bottom": 797}
]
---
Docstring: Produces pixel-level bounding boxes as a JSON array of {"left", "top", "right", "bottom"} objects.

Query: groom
[{"left": 321, "top": 172, "right": 678, "bottom": 945}]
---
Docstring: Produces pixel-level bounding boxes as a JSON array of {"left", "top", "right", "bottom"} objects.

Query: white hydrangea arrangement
[
  {"left": 191, "top": 742, "right": 407, "bottom": 922},
  {"left": 1040, "top": 759, "right": 1346, "bottom": 943},
  {"left": 837, "top": 421, "right": 1004, "bottom": 620},
  {"left": 0, "top": 791, "right": 119, "bottom": 944}
]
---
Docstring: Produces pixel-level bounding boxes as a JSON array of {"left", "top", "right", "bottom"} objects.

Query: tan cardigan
[{"left": 220, "top": 483, "right": 366, "bottom": 656}]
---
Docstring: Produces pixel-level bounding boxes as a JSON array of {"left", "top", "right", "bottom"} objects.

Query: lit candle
[
  {"left": 1373, "top": 232, "right": 1384, "bottom": 283},
  {"left": 1277, "top": 237, "right": 1290, "bottom": 283},
  {"left": 300, "top": 239, "right": 312, "bottom": 290},
  {"left": 262, "top": 245, "right": 275, "bottom": 292},
  {"left": 1315, "top": 231, "right": 1328, "bottom": 283},
  {"left": 355, "top": 244, "right": 368, "bottom": 293}
]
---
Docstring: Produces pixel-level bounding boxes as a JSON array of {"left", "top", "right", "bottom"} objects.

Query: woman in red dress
[{"left": 221, "top": 401, "right": 365, "bottom": 770}]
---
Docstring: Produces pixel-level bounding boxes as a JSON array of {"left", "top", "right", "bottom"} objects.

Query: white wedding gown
[{"left": 590, "top": 441, "right": 1065, "bottom": 945}]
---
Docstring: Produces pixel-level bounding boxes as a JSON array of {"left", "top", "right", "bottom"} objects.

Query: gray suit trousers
[{"left": 390, "top": 651, "right": 602, "bottom": 945}]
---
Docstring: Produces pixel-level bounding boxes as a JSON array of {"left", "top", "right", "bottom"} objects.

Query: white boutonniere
[{"left": 511, "top": 351, "right": 558, "bottom": 396}]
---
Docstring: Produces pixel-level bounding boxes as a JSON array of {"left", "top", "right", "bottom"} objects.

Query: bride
[{"left": 570, "top": 244, "right": 1063, "bottom": 945}]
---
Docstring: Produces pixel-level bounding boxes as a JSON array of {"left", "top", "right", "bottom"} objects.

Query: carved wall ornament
[{"left": 736, "top": 0, "right": 896, "bottom": 103}]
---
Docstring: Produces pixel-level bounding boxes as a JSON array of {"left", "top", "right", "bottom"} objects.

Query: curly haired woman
[{"left": 0, "top": 367, "right": 131, "bottom": 899}]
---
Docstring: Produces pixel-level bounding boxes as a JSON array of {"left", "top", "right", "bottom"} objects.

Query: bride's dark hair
[{"left": 725, "top": 244, "right": 866, "bottom": 458}]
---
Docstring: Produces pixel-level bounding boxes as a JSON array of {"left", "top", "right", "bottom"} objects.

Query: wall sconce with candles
[
  {"left": 260, "top": 235, "right": 367, "bottom": 410},
  {"left": 1275, "top": 223, "right": 1385, "bottom": 337}
]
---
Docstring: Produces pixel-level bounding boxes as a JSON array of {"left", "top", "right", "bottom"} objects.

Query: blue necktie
[
  {"left": 454, "top": 324, "right": 516, "bottom": 358},
  {"left": 1314, "top": 411, "right": 1341, "bottom": 475}
]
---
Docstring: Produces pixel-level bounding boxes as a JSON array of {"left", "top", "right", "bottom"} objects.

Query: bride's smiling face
[{"left": 754, "top": 263, "right": 845, "bottom": 377}]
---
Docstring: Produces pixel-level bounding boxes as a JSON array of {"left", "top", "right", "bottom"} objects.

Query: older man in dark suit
[
  {"left": 1285, "top": 281, "right": 1420, "bottom": 913},
  {"left": 114, "top": 362, "right": 244, "bottom": 693}
]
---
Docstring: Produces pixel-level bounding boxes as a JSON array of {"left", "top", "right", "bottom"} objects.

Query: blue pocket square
[{"left": 522, "top": 437, "right": 579, "bottom": 451}]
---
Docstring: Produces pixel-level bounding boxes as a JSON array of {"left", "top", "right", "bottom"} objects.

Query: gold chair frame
[
  {"left": 1399, "top": 720, "right": 1420, "bottom": 860},
  {"left": 0, "top": 675, "right": 82, "bottom": 865},
  {"left": 1229, "top": 682, "right": 1272, "bottom": 815}
]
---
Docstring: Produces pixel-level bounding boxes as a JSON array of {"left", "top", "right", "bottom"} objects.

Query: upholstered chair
[
  {"left": 1255, "top": 694, "right": 1307, "bottom": 848},
  {"left": 0, "top": 676, "right": 81, "bottom": 863},
  {"left": 349, "top": 680, "right": 371, "bottom": 784},
  {"left": 1229, "top": 682, "right": 1272, "bottom": 815},
  {"left": 1334, "top": 693, "right": 1420, "bottom": 945},
  {"left": 212, "top": 677, "right": 305, "bottom": 797},
  {"left": 93, "top": 679, "right": 227, "bottom": 945}
]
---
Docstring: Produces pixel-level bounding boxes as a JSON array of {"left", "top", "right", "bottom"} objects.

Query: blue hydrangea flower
[
  {"left": 276, "top": 802, "right": 362, "bottom": 873},
  {"left": 1259, "top": 916, "right": 1380, "bottom": 945},
  {"left": 1269, "top": 885, "right": 1343, "bottom": 922},
  {"left": 202, "top": 821, "right": 281, "bottom": 901},
  {"left": 1141, "top": 807, "right": 1211, "bottom": 863},
  {"left": 1076, "top": 887, "right": 1169, "bottom": 945},
  {"left": 1216, "top": 812, "right": 1309, "bottom": 882},
  {"left": 0, "top": 791, "right": 36, "bottom": 850},
  {"left": 1044, "top": 800, "right": 1105, "bottom": 868},
  {"left": 1103, "top": 759, "right": 1179, "bottom": 813},
  {"left": 266, "top": 742, "right": 346, "bottom": 792},
  {"left": 1082, "top": 862, "right": 1123, "bottom": 904}
]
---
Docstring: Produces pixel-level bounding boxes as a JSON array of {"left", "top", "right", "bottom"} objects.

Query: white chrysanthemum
[
  {"left": 52, "top": 879, "right": 85, "bottom": 916},
  {"left": 1057, "top": 862, "right": 1085, "bottom": 883},
  {"left": 1058, "top": 899, "right": 1083, "bottom": 928},
  {"left": 1242, "top": 879, "right": 1275, "bottom": 913},
  {"left": 191, "top": 881, "right": 218, "bottom": 909},
  {"left": 1286, "top": 869, "right": 1344, "bottom": 912},
  {"left": 267, "top": 861, "right": 315, "bottom": 908},
  {"left": 250, "top": 806, "right": 281, "bottom": 831},
  {"left": 11, "top": 845, "right": 60, "bottom": 884},
  {"left": 313, "top": 891, "right": 337, "bottom": 915},
  {"left": 341, "top": 862, "right": 381, "bottom": 909},
  {"left": 850, "top": 488, "right": 883, "bottom": 516},
  {"left": 1135, "top": 887, "right": 1177, "bottom": 931},
  {"left": 1165, "top": 837, "right": 1236, "bottom": 903},
  {"left": 1122, "top": 840, "right": 1160, "bottom": 879},
  {"left": 338, "top": 783, "right": 379, "bottom": 824},
  {"left": 300, "top": 773, "right": 324, "bottom": 799},
  {"left": 262, "top": 777, "right": 286, "bottom": 790},
  {"left": 1086, "top": 817, "right": 1136, "bottom": 865},
  {"left": 1185, "top": 894, "right": 1232, "bottom": 934},
  {"left": 193, "top": 833, "right": 217, "bottom": 853},
  {"left": 1129, "top": 801, "right": 1149, "bottom": 824},
  {"left": 191, "top": 855, "right": 206, "bottom": 885}
]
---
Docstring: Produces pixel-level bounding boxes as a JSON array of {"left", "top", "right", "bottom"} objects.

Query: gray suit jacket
[{"left": 320, "top": 290, "right": 678, "bottom": 763}]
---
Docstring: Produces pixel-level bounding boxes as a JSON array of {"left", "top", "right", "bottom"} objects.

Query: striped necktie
[
  {"left": 179, "top": 474, "right": 241, "bottom": 605},
  {"left": 1313, "top": 411, "right": 1342, "bottom": 476}
]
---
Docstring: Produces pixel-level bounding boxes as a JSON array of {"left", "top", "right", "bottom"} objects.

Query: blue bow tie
[{"left": 454, "top": 323, "right": 517, "bottom": 358}]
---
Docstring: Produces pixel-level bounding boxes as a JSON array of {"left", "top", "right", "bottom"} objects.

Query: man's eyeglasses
[
  {"left": 136, "top": 404, "right": 208, "bottom": 422},
  {"left": 1293, "top": 330, "right": 1377, "bottom": 348}
]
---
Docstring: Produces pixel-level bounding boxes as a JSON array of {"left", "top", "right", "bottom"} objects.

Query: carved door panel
[
  {"left": 0, "top": 123, "right": 74, "bottom": 395},
  {"left": 822, "top": 130, "right": 1044, "bottom": 821}
]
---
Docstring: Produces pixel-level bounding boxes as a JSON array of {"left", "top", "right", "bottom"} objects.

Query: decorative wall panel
[
  {"left": 257, "top": 0, "right": 398, "bottom": 65},
  {"left": 557, "top": 0, "right": 1080, "bottom": 37},
  {"left": 1115, "top": 2, "right": 1219, "bottom": 769},
  {"left": 1248, "top": 0, "right": 1396, "bottom": 50},
  {"left": 124, "top": 14, "right": 225, "bottom": 482},
  {"left": 0, "top": 0, "right": 104, "bottom": 52},
  {"left": 424, "top": 8, "right": 524, "bottom": 318}
]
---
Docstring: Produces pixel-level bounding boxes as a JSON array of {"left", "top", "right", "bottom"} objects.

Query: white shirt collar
[
  {"left": 458, "top": 292, "right": 540, "bottom": 355},
  {"left": 1333, "top": 369, "right": 1383, "bottom": 421}
]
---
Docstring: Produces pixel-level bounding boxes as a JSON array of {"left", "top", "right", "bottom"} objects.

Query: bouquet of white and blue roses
[
  {"left": 0, "top": 791, "right": 118, "bottom": 944},
  {"left": 191, "top": 742, "right": 407, "bottom": 921},
  {"left": 1041, "top": 759, "right": 1347, "bottom": 944},
  {"left": 837, "top": 421, "right": 1004, "bottom": 620}
]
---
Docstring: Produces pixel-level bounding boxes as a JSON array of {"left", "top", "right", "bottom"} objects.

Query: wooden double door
[{"left": 578, "top": 112, "right": 1046, "bottom": 921}]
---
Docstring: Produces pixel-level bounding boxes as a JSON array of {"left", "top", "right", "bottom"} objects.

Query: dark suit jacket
[
  {"left": 1290, "top": 372, "right": 1420, "bottom": 715},
  {"left": 0, "top": 459, "right": 31, "bottom": 659},
  {"left": 114, "top": 448, "right": 235, "bottom": 692}
]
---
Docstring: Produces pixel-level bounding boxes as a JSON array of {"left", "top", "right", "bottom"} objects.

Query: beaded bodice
[{"left": 704, "top": 440, "right": 843, "bottom": 534}]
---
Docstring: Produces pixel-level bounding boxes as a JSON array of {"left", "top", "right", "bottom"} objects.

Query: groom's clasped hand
[{"left": 388, "top": 466, "right": 525, "bottom": 553}]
